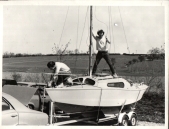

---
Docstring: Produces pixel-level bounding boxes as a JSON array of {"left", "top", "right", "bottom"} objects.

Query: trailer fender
[
  {"left": 118, "top": 112, "right": 128, "bottom": 123},
  {"left": 127, "top": 112, "right": 137, "bottom": 120}
]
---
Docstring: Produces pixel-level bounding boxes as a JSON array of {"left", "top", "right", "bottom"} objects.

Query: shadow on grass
[{"left": 136, "top": 92, "right": 165, "bottom": 123}]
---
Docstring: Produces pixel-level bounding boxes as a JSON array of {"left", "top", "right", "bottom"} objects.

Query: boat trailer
[{"left": 47, "top": 101, "right": 138, "bottom": 126}]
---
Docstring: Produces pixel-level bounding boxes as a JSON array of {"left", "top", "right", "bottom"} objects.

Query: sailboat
[{"left": 45, "top": 6, "right": 148, "bottom": 120}]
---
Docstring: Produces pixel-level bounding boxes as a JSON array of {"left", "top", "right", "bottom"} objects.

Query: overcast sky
[{"left": 3, "top": 5, "right": 165, "bottom": 54}]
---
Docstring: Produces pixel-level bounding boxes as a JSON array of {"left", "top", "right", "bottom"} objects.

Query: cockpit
[{"left": 72, "top": 77, "right": 96, "bottom": 86}]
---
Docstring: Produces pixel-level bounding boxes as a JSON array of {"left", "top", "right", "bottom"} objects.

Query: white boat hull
[
  {"left": 46, "top": 76, "right": 148, "bottom": 114},
  {"left": 46, "top": 85, "right": 147, "bottom": 112}
]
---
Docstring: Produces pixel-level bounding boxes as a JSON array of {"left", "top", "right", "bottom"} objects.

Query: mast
[{"left": 89, "top": 6, "right": 93, "bottom": 76}]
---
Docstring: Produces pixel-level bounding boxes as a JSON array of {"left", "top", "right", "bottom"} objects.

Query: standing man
[
  {"left": 47, "top": 61, "right": 72, "bottom": 87},
  {"left": 92, "top": 29, "right": 118, "bottom": 77}
]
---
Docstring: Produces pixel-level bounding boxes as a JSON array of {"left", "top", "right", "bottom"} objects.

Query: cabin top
[{"left": 72, "top": 75, "right": 133, "bottom": 89}]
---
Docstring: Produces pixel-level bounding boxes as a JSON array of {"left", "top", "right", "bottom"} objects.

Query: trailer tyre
[
  {"left": 128, "top": 114, "right": 137, "bottom": 126},
  {"left": 28, "top": 104, "right": 34, "bottom": 110},
  {"left": 119, "top": 115, "right": 128, "bottom": 126}
]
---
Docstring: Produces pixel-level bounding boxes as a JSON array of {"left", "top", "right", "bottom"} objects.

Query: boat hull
[
  {"left": 46, "top": 85, "right": 147, "bottom": 107},
  {"left": 54, "top": 101, "right": 134, "bottom": 118}
]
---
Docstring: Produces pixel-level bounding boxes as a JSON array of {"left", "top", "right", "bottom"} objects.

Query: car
[
  {"left": 17, "top": 82, "right": 60, "bottom": 115},
  {"left": 2, "top": 92, "right": 48, "bottom": 125},
  {"left": 2, "top": 79, "right": 17, "bottom": 87},
  {"left": 17, "top": 82, "right": 50, "bottom": 111}
]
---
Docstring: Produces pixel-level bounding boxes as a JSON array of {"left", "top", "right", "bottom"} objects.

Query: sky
[{"left": 2, "top": 5, "right": 165, "bottom": 54}]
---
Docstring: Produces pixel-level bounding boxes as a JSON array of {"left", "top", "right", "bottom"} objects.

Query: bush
[
  {"left": 128, "top": 61, "right": 132, "bottom": 65},
  {"left": 138, "top": 55, "right": 145, "bottom": 62},
  {"left": 12, "top": 72, "right": 22, "bottom": 81},
  {"left": 132, "top": 58, "right": 138, "bottom": 63}
]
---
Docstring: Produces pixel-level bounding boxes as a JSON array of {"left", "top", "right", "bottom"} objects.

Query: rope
[
  {"left": 94, "top": 7, "right": 108, "bottom": 36},
  {"left": 118, "top": 7, "right": 130, "bottom": 54}
]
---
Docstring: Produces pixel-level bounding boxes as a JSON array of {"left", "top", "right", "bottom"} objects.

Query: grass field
[
  {"left": 2, "top": 55, "right": 165, "bottom": 124},
  {"left": 3, "top": 55, "right": 164, "bottom": 76}
]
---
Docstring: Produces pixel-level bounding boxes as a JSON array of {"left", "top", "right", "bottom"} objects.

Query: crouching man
[{"left": 47, "top": 61, "right": 73, "bottom": 88}]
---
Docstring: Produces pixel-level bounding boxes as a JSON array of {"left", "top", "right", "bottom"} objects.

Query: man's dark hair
[
  {"left": 47, "top": 61, "right": 55, "bottom": 68},
  {"left": 97, "top": 29, "right": 104, "bottom": 35}
]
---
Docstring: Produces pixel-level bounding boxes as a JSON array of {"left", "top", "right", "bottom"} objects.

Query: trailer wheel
[
  {"left": 128, "top": 114, "right": 137, "bottom": 126},
  {"left": 28, "top": 104, "right": 34, "bottom": 110},
  {"left": 119, "top": 115, "right": 128, "bottom": 126}
]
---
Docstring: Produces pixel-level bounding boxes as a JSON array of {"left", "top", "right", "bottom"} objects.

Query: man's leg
[
  {"left": 103, "top": 52, "right": 116, "bottom": 75},
  {"left": 56, "top": 75, "right": 63, "bottom": 85},
  {"left": 92, "top": 52, "right": 102, "bottom": 75}
]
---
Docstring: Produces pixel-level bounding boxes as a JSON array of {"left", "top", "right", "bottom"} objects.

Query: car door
[{"left": 2, "top": 99, "right": 19, "bottom": 125}]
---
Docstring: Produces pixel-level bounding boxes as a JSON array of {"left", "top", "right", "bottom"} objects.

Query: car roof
[
  {"left": 2, "top": 92, "right": 30, "bottom": 112},
  {"left": 17, "top": 82, "right": 46, "bottom": 86},
  {"left": 2, "top": 92, "right": 47, "bottom": 115}
]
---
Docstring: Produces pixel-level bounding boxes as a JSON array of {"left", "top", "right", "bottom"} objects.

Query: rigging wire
[
  {"left": 108, "top": 7, "right": 111, "bottom": 53},
  {"left": 94, "top": 7, "right": 108, "bottom": 36},
  {"left": 110, "top": 7, "right": 116, "bottom": 53},
  {"left": 77, "top": 6, "right": 92, "bottom": 73},
  {"left": 85, "top": 17, "right": 89, "bottom": 48},
  {"left": 78, "top": 7, "right": 89, "bottom": 50},
  {"left": 118, "top": 7, "right": 130, "bottom": 54},
  {"left": 74, "top": 6, "right": 80, "bottom": 72},
  {"left": 76, "top": 6, "right": 80, "bottom": 52},
  {"left": 57, "top": 6, "right": 70, "bottom": 51},
  {"left": 108, "top": 7, "right": 112, "bottom": 53}
]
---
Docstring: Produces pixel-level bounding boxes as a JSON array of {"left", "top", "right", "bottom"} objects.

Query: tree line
[{"left": 3, "top": 46, "right": 165, "bottom": 58}]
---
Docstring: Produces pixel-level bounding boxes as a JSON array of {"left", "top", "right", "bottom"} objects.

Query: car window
[
  {"left": 2, "top": 79, "right": 17, "bottom": 86},
  {"left": 107, "top": 82, "right": 124, "bottom": 88},
  {"left": 2, "top": 99, "right": 11, "bottom": 111}
]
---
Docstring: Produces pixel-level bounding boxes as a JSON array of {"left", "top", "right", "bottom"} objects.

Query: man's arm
[
  {"left": 106, "top": 36, "right": 111, "bottom": 44},
  {"left": 92, "top": 32, "right": 96, "bottom": 40}
]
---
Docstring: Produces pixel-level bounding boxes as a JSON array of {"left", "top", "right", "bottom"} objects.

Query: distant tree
[
  {"left": 147, "top": 54, "right": 154, "bottom": 61},
  {"left": 3, "top": 52, "right": 15, "bottom": 58},
  {"left": 148, "top": 47, "right": 161, "bottom": 54},
  {"left": 68, "top": 50, "right": 74, "bottom": 54},
  {"left": 74, "top": 49, "right": 79, "bottom": 54},
  {"left": 52, "top": 40, "right": 71, "bottom": 61}
]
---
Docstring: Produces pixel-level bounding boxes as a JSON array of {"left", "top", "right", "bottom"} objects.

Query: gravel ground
[
  {"left": 58, "top": 119, "right": 165, "bottom": 126},
  {"left": 137, "top": 121, "right": 164, "bottom": 126}
]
